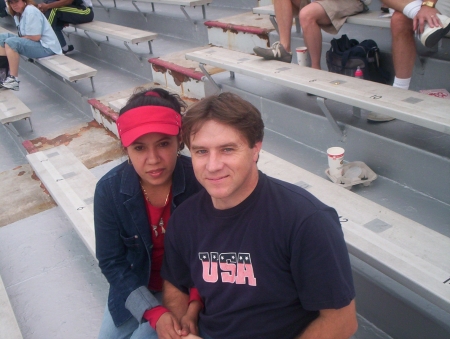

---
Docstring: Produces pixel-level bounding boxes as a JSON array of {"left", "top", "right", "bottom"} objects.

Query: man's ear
[{"left": 252, "top": 141, "right": 262, "bottom": 162}]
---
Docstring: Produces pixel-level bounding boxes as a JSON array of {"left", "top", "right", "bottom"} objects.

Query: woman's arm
[
  {"left": 94, "top": 181, "right": 159, "bottom": 322},
  {"left": 21, "top": 35, "right": 41, "bottom": 41}
]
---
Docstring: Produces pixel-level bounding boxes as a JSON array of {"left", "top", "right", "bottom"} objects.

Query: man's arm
[
  {"left": 163, "top": 280, "right": 190, "bottom": 320},
  {"left": 38, "top": 0, "right": 74, "bottom": 13},
  {"left": 297, "top": 300, "right": 358, "bottom": 339}
]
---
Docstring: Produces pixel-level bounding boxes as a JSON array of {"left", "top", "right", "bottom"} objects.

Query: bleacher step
[
  {"left": 149, "top": 46, "right": 224, "bottom": 99},
  {"left": 0, "top": 275, "right": 23, "bottom": 339},
  {"left": 26, "top": 145, "right": 97, "bottom": 256},
  {"left": 204, "top": 12, "right": 274, "bottom": 53}
]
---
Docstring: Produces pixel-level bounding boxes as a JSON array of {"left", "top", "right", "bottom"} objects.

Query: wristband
[
  {"left": 143, "top": 305, "right": 170, "bottom": 329},
  {"left": 189, "top": 287, "right": 204, "bottom": 309}
]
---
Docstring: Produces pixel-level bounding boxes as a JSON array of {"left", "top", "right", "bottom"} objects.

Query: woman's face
[
  {"left": 126, "top": 132, "right": 180, "bottom": 188},
  {"left": 8, "top": 0, "right": 26, "bottom": 14}
]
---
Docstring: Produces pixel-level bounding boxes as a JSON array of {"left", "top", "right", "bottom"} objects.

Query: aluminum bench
[
  {"left": 27, "top": 145, "right": 97, "bottom": 257},
  {"left": 186, "top": 46, "right": 450, "bottom": 138},
  {"left": 124, "top": 0, "right": 212, "bottom": 24},
  {"left": 258, "top": 150, "right": 450, "bottom": 315},
  {"left": 0, "top": 89, "right": 32, "bottom": 134},
  {"left": 33, "top": 54, "right": 97, "bottom": 92},
  {"left": 70, "top": 20, "right": 158, "bottom": 59}
]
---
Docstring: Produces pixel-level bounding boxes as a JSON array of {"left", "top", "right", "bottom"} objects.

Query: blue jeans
[
  {"left": 0, "top": 33, "right": 55, "bottom": 59},
  {"left": 97, "top": 292, "right": 162, "bottom": 339}
]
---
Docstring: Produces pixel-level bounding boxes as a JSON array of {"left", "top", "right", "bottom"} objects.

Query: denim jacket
[{"left": 94, "top": 155, "right": 202, "bottom": 327}]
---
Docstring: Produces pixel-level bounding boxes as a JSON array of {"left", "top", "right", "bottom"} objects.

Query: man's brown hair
[{"left": 182, "top": 92, "right": 264, "bottom": 148}]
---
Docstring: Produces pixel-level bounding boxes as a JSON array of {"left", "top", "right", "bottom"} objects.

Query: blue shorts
[{"left": 0, "top": 33, "right": 55, "bottom": 59}]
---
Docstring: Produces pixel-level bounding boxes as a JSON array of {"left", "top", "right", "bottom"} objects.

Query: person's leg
[
  {"left": 299, "top": 2, "right": 330, "bottom": 69},
  {"left": 253, "top": 0, "right": 297, "bottom": 62},
  {"left": 46, "top": 6, "right": 94, "bottom": 50},
  {"left": 54, "top": 22, "right": 67, "bottom": 48},
  {"left": 382, "top": 0, "right": 419, "bottom": 14},
  {"left": 274, "top": 0, "right": 296, "bottom": 52},
  {"left": 391, "top": 11, "right": 415, "bottom": 88},
  {"left": 98, "top": 305, "right": 139, "bottom": 339},
  {"left": 4, "top": 44, "right": 19, "bottom": 77}
]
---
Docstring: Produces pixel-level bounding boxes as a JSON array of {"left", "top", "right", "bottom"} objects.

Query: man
[
  {"left": 368, "top": 0, "right": 450, "bottom": 122},
  {"left": 37, "top": 0, "right": 94, "bottom": 54},
  {"left": 160, "top": 92, "right": 358, "bottom": 339},
  {"left": 253, "top": 0, "right": 365, "bottom": 69}
]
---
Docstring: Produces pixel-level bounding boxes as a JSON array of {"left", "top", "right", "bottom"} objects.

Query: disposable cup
[
  {"left": 327, "top": 147, "right": 345, "bottom": 178},
  {"left": 296, "top": 46, "right": 309, "bottom": 67}
]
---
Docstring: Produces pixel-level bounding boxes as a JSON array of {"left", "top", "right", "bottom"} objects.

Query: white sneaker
[
  {"left": 1, "top": 75, "right": 19, "bottom": 91},
  {"left": 367, "top": 112, "right": 395, "bottom": 122},
  {"left": 420, "top": 14, "right": 450, "bottom": 48}
]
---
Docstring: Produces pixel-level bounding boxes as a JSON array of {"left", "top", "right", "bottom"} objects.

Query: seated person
[
  {"left": 368, "top": 0, "right": 450, "bottom": 122},
  {"left": 254, "top": 0, "right": 365, "bottom": 69},
  {"left": 0, "top": 0, "right": 61, "bottom": 91},
  {"left": 160, "top": 92, "right": 358, "bottom": 339},
  {"left": 94, "top": 88, "right": 202, "bottom": 339},
  {"left": 37, "top": 0, "right": 93, "bottom": 54}
]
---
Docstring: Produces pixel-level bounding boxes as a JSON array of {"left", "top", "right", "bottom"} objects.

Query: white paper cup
[
  {"left": 296, "top": 46, "right": 309, "bottom": 67},
  {"left": 327, "top": 147, "right": 345, "bottom": 178}
]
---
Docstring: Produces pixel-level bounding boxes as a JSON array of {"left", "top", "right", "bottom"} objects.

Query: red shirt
[{"left": 144, "top": 191, "right": 172, "bottom": 292}]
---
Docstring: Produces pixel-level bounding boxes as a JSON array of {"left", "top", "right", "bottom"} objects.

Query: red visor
[{"left": 116, "top": 106, "right": 181, "bottom": 147}]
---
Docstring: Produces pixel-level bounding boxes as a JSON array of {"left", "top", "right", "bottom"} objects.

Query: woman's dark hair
[{"left": 119, "top": 87, "right": 187, "bottom": 116}]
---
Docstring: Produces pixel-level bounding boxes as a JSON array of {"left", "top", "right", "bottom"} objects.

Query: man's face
[{"left": 190, "top": 120, "right": 262, "bottom": 210}]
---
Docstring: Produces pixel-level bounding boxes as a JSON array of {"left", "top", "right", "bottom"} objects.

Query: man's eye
[{"left": 196, "top": 150, "right": 207, "bottom": 155}]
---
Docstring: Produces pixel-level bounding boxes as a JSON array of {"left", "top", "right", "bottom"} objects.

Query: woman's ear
[{"left": 178, "top": 136, "right": 185, "bottom": 151}]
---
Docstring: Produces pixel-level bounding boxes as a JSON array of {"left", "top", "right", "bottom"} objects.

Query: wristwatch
[{"left": 421, "top": 1, "right": 436, "bottom": 8}]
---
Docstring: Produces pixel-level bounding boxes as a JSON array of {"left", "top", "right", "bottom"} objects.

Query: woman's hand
[
  {"left": 155, "top": 312, "right": 183, "bottom": 339},
  {"left": 179, "top": 300, "right": 202, "bottom": 336}
]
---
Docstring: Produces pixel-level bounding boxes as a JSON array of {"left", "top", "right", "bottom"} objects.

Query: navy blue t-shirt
[{"left": 162, "top": 172, "right": 355, "bottom": 339}]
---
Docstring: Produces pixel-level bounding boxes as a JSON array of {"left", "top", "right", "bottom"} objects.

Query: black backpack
[{"left": 326, "top": 34, "right": 389, "bottom": 84}]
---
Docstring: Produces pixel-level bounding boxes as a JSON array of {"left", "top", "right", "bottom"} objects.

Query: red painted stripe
[
  {"left": 148, "top": 58, "right": 204, "bottom": 81},
  {"left": 88, "top": 98, "right": 119, "bottom": 121},
  {"left": 204, "top": 20, "right": 270, "bottom": 35},
  {"left": 22, "top": 140, "right": 38, "bottom": 154}
]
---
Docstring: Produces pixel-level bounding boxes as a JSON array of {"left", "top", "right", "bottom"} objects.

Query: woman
[
  {"left": 94, "top": 87, "right": 203, "bottom": 339},
  {"left": 0, "top": 0, "right": 61, "bottom": 91}
]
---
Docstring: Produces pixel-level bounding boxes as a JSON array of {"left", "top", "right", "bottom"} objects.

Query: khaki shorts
[{"left": 298, "top": 0, "right": 364, "bottom": 34}]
